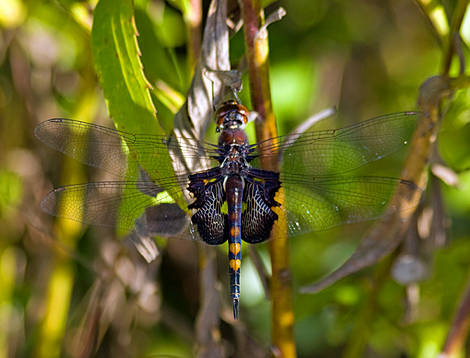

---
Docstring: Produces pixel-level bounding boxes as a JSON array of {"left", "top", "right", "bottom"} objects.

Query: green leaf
[
  {"left": 134, "top": 7, "right": 181, "bottom": 90},
  {"left": 91, "top": 0, "right": 158, "bottom": 134},
  {"left": 91, "top": 0, "right": 185, "bottom": 234},
  {"left": 167, "top": 0, "right": 190, "bottom": 14},
  {"left": 153, "top": 4, "right": 186, "bottom": 48}
]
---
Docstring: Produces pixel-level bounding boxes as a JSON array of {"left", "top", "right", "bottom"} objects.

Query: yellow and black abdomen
[{"left": 225, "top": 175, "right": 244, "bottom": 320}]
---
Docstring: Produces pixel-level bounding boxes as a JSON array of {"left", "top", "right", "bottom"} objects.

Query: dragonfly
[{"left": 35, "top": 100, "right": 419, "bottom": 319}]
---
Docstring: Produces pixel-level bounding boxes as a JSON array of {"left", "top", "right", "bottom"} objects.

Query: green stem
[
  {"left": 440, "top": 0, "right": 469, "bottom": 75},
  {"left": 184, "top": 0, "right": 202, "bottom": 77}
]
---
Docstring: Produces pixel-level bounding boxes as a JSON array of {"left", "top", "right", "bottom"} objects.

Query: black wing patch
[
  {"left": 188, "top": 169, "right": 227, "bottom": 245},
  {"left": 242, "top": 169, "right": 281, "bottom": 244}
]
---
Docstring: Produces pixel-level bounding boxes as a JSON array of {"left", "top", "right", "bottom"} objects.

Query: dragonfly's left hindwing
[{"left": 241, "top": 169, "right": 281, "bottom": 244}]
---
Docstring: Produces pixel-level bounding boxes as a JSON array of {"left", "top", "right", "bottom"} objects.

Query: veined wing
[
  {"left": 273, "top": 174, "right": 419, "bottom": 237},
  {"left": 34, "top": 118, "right": 219, "bottom": 180},
  {"left": 40, "top": 173, "right": 194, "bottom": 236},
  {"left": 250, "top": 111, "right": 420, "bottom": 177}
]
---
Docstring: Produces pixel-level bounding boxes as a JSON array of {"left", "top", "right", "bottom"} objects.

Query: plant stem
[
  {"left": 184, "top": 0, "right": 202, "bottom": 77},
  {"left": 240, "top": 1, "right": 296, "bottom": 356},
  {"left": 438, "top": 4, "right": 470, "bottom": 356},
  {"left": 441, "top": 270, "right": 470, "bottom": 357},
  {"left": 440, "top": 0, "right": 469, "bottom": 75}
]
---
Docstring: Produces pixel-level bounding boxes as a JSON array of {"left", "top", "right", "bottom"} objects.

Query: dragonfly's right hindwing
[{"left": 187, "top": 169, "right": 227, "bottom": 245}]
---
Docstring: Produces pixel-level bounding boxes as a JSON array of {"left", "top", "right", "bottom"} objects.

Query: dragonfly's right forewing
[{"left": 35, "top": 118, "right": 219, "bottom": 180}]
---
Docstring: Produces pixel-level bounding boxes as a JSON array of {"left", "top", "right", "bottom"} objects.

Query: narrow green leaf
[
  {"left": 91, "top": 0, "right": 159, "bottom": 134},
  {"left": 91, "top": 0, "right": 186, "bottom": 234}
]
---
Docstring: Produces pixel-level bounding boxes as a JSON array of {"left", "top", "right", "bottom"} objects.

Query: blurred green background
[{"left": 1, "top": 0, "right": 470, "bottom": 357}]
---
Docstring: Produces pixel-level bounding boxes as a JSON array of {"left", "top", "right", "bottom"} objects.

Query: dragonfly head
[{"left": 215, "top": 100, "right": 249, "bottom": 131}]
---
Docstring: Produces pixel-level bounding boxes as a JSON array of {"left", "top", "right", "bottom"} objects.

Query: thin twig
[
  {"left": 440, "top": 270, "right": 470, "bottom": 357},
  {"left": 454, "top": 35, "right": 466, "bottom": 74},
  {"left": 413, "top": 0, "right": 445, "bottom": 48},
  {"left": 441, "top": 0, "right": 469, "bottom": 75}
]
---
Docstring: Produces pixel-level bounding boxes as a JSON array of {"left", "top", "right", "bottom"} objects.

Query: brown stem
[
  {"left": 441, "top": 271, "right": 470, "bottom": 357},
  {"left": 435, "top": 5, "right": 470, "bottom": 354},
  {"left": 240, "top": 1, "right": 296, "bottom": 356},
  {"left": 413, "top": 0, "right": 444, "bottom": 48}
]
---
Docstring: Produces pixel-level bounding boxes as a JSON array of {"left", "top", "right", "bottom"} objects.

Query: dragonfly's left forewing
[{"left": 249, "top": 111, "right": 420, "bottom": 178}]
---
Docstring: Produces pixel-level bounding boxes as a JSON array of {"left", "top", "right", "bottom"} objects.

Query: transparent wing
[
  {"left": 250, "top": 111, "right": 419, "bottom": 177},
  {"left": 39, "top": 175, "right": 199, "bottom": 239},
  {"left": 274, "top": 175, "right": 418, "bottom": 237},
  {"left": 34, "top": 118, "right": 219, "bottom": 179},
  {"left": 36, "top": 114, "right": 420, "bottom": 241}
]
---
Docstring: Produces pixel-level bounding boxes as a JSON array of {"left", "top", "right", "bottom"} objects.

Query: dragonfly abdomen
[{"left": 225, "top": 175, "right": 244, "bottom": 320}]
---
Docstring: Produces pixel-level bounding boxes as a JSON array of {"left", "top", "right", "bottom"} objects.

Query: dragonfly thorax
[
  {"left": 217, "top": 122, "right": 250, "bottom": 175},
  {"left": 219, "top": 145, "right": 249, "bottom": 175},
  {"left": 218, "top": 127, "right": 248, "bottom": 147}
]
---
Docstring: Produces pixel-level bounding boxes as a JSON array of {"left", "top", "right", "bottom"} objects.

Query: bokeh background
[{"left": 1, "top": 0, "right": 470, "bottom": 357}]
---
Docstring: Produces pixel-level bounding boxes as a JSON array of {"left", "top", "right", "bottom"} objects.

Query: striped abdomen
[{"left": 225, "top": 175, "right": 243, "bottom": 320}]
